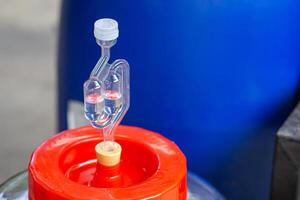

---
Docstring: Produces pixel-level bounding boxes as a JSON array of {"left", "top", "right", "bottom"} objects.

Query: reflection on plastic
[
  {"left": 0, "top": 171, "right": 225, "bottom": 200},
  {"left": 28, "top": 126, "right": 187, "bottom": 199}
]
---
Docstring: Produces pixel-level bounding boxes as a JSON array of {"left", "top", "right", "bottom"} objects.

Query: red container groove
[{"left": 28, "top": 126, "right": 187, "bottom": 200}]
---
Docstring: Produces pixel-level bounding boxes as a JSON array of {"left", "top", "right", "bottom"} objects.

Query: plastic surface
[
  {"left": 28, "top": 126, "right": 187, "bottom": 200},
  {"left": 0, "top": 171, "right": 28, "bottom": 200},
  {"left": 57, "top": 1, "right": 300, "bottom": 199},
  {"left": 90, "top": 163, "right": 122, "bottom": 188},
  {"left": 84, "top": 20, "right": 130, "bottom": 142},
  {"left": 94, "top": 18, "right": 119, "bottom": 41},
  {"left": 0, "top": 171, "right": 224, "bottom": 200},
  {"left": 63, "top": 137, "right": 159, "bottom": 188}
]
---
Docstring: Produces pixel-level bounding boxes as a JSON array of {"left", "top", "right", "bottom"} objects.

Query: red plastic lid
[{"left": 28, "top": 126, "right": 187, "bottom": 200}]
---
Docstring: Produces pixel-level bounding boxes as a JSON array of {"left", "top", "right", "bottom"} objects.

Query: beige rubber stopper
[{"left": 95, "top": 141, "right": 122, "bottom": 166}]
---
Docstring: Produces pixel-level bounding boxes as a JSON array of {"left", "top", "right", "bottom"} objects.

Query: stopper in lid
[{"left": 95, "top": 141, "right": 122, "bottom": 166}]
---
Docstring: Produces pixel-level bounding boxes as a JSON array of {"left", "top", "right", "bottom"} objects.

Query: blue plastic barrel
[{"left": 57, "top": 0, "right": 300, "bottom": 199}]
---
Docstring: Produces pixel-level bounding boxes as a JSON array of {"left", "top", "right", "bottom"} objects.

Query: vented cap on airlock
[{"left": 94, "top": 18, "right": 119, "bottom": 41}]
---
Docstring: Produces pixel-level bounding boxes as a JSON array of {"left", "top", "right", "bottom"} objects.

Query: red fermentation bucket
[{"left": 28, "top": 126, "right": 187, "bottom": 200}]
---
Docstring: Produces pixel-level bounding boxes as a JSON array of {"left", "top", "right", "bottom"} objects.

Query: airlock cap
[{"left": 94, "top": 18, "right": 119, "bottom": 41}]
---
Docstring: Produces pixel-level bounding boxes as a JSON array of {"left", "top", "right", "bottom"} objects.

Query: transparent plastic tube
[{"left": 84, "top": 19, "right": 130, "bottom": 143}]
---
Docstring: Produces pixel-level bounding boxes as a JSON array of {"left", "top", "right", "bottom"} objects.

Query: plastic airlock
[{"left": 84, "top": 18, "right": 129, "bottom": 144}]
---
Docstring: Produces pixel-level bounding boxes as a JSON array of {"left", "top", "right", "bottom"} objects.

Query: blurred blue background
[{"left": 58, "top": 0, "right": 300, "bottom": 199}]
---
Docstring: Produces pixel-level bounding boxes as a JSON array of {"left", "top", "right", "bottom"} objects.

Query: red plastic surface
[
  {"left": 28, "top": 126, "right": 187, "bottom": 200},
  {"left": 90, "top": 163, "right": 122, "bottom": 187},
  {"left": 62, "top": 137, "right": 159, "bottom": 187}
]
